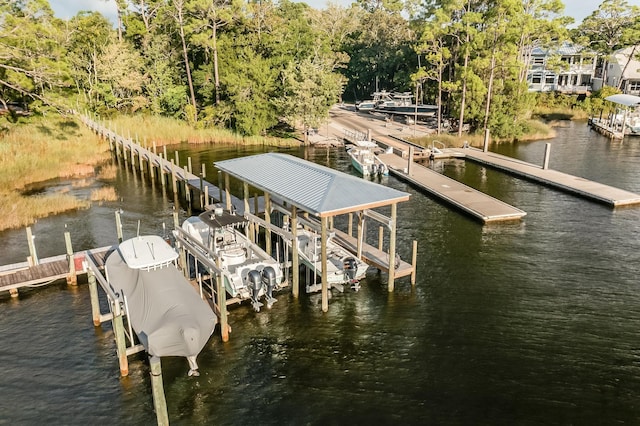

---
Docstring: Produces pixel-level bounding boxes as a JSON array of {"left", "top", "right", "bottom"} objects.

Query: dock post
[
  {"left": 367, "top": 129, "right": 372, "bottom": 142},
  {"left": 254, "top": 192, "right": 259, "bottom": 217},
  {"left": 188, "top": 156, "right": 192, "bottom": 174},
  {"left": 171, "top": 160, "right": 178, "bottom": 197},
  {"left": 215, "top": 261, "right": 229, "bottom": 342},
  {"left": 113, "top": 308, "right": 129, "bottom": 376},
  {"left": 542, "top": 143, "right": 551, "bottom": 170},
  {"left": 64, "top": 230, "right": 77, "bottom": 286},
  {"left": 243, "top": 183, "right": 252, "bottom": 242},
  {"left": 152, "top": 141, "right": 157, "bottom": 155},
  {"left": 204, "top": 185, "right": 210, "bottom": 207},
  {"left": 184, "top": 166, "right": 191, "bottom": 208},
  {"left": 160, "top": 155, "right": 167, "bottom": 192},
  {"left": 378, "top": 226, "right": 384, "bottom": 251},
  {"left": 388, "top": 203, "right": 397, "bottom": 292},
  {"left": 225, "top": 173, "right": 232, "bottom": 212},
  {"left": 87, "top": 269, "right": 101, "bottom": 326},
  {"left": 264, "top": 193, "right": 272, "bottom": 254},
  {"left": 218, "top": 171, "right": 223, "bottom": 202},
  {"left": 115, "top": 210, "right": 123, "bottom": 243},
  {"left": 291, "top": 206, "right": 299, "bottom": 298},
  {"left": 408, "top": 146, "right": 414, "bottom": 175},
  {"left": 348, "top": 213, "right": 353, "bottom": 237},
  {"left": 26, "top": 227, "right": 38, "bottom": 266},
  {"left": 411, "top": 240, "right": 417, "bottom": 285},
  {"left": 174, "top": 150, "right": 180, "bottom": 169},
  {"left": 483, "top": 128, "right": 490, "bottom": 152},
  {"left": 149, "top": 356, "right": 169, "bottom": 426},
  {"left": 321, "top": 216, "right": 329, "bottom": 312}
]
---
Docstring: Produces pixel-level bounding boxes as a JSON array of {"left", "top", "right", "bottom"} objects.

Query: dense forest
[{"left": 1, "top": 0, "right": 639, "bottom": 140}]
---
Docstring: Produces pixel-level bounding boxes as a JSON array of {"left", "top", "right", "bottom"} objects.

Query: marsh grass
[
  {"left": 0, "top": 192, "right": 90, "bottom": 230},
  {"left": 90, "top": 187, "right": 118, "bottom": 202},
  {"left": 104, "top": 114, "right": 300, "bottom": 147}
]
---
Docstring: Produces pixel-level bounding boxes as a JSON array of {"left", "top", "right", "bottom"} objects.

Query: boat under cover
[{"left": 105, "top": 235, "right": 216, "bottom": 376}]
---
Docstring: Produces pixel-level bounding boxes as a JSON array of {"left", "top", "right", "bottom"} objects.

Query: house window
[
  {"left": 532, "top": 57, "right": 544, "bottom": 65},
  {"left": 532, "top": 75, "right": 542, "bottom": 84},
  {"left": 628, "top": 81, "right": 640, "bottom": 92},
  {"left": 545, "top": 75, "right": 555, "bottom": 84}
]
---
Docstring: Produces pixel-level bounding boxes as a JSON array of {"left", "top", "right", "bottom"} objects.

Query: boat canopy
[
  {"left": 605, "top": 94, "right": 640, "bottom": 108},
  {"left": 198, "top": 207, "right": 248, "bottom": 229},
  {"left": 118, "top": 235, "right": 178, "bottom": 270},
  {"left": 354, "top": 140, "right": 378, "bottom": 148}
]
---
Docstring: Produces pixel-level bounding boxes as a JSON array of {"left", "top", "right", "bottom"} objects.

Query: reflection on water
[{"left": 3, "top": 123, "right": 640, "bottom": 424}]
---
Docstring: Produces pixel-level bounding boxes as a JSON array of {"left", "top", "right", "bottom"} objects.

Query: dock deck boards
[
  {"left": 453, "top": 147, "right": 640, "bottom": 207},
  {"left": 378, "top": 152, "right": 527, "bottom": 223}
]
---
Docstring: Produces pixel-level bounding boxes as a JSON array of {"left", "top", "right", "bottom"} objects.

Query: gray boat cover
[{"left": 105, "top": 249, "right": 216, "bottom": 358}]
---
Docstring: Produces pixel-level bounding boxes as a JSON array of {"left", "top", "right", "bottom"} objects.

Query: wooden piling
[
  {"left": 321, "top": 216, "right": 329, "bottom": 312},
  {"left": 87, "top": 269, "right": 101, "bottom": 326},
  {"left": 543, "top": 143, "right": 551, "bottom": 170},
  {"left": 388, "top": 203, "right": 397, "bottom": 292},
  {"left": 26, "top": 227, "right": 38, "bottom": 266},
  {"left": 113, "top": 310, "right": 129, "bottom": 376},
  {"left": 149, "top": 356, "right": 169, "bottom": 426},
  {"left": 291, "top": 206, "right": 299, "bottom": 298},
  {"left": 65, "top": 230, "right": 77, "bottom": 286},
  {"left": 115, "top": 210, "right": 124, "bottom": 243},
  {"left": 411, "top": 240, "right": 418, "bottom": 285},
  {"left": 378, "top": 226, "right": 384, "bottom": 251}
]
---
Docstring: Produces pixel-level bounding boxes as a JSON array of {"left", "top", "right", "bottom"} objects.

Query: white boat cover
[{"left": 105, "top": 248, "right": 216, "bottom": 358}]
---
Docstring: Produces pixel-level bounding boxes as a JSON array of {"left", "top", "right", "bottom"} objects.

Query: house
[
  {"left": 527, "top": 42, "right": 597, "bottom": 93},
  {"left": 604, "top": 45, "right": 640, "bottom": 95}
]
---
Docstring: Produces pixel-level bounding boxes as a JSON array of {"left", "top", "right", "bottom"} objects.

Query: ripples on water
[{"left": 2, "top": 122, "right": 640, "bottom": 425}]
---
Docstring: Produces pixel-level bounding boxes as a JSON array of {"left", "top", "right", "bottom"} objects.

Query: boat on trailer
[
  {"left": 347, "top": 140, "right": 389, "bottom": 177},
  {"left": 181, "top": 205, "right": 284, "bottom": 312},
  {"left": 104, "top": 235, "right": 216, "bottom": 377},
  {"left": 296, "top": 226, "right": 369, "bottom": 293}
]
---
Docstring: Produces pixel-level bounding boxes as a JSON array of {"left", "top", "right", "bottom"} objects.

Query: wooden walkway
[
  {"left": 378, "top": 152, "right": 527, "bottom": 223},
  {"left": 452, "top": 147, "right": 640, "bottom": 207},
  {"left": 0, "top": 247, "right": 112, "bottom": 294}
]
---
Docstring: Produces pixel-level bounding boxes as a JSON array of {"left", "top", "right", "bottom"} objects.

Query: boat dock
[
  {"left": 452, "top": 146, "right": 640, "bottom": 207},
  {"left": 377, "top": 152, "right": 527, "bottom": 223}
]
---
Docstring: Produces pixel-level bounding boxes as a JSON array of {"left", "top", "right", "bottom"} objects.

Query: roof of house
[
  {"left": 214, "top": 153, "right": 410, "bottom": 217},
  {"left": 611, "top": 45, "right": 640, "bottom": 80}
]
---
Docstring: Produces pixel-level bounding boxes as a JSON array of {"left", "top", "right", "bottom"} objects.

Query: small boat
[
  {"left": 372, "top": 91, "right": 438, "bottom": 117},
  {"left": 347, "top": 140, "right": 389, "bottom": 177},
  {"left": 181, "top": 205, "right": 284, "bottom": 312},
  {"left": 355, "top": 100, "right": 376, "bottom": 112},
  {"left": 104, "top": 235, "right": 216, "bottom": 377},
  {"left": 296, "top": 226, "right": 369, "bottom": 292}
]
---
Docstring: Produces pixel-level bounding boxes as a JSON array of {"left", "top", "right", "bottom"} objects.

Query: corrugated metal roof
[{"left": 215, "top": 153, "right": 410, "bottom": 217}]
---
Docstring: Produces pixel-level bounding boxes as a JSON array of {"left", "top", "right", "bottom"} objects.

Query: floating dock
[
  {"left": 453, "top": 147, "right": 640, "bottom": 207},
  {"left": 377, "top": 152, "right": 527, "bottom": 223}
]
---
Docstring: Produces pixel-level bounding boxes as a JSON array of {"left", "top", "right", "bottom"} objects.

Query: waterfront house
[
  {"left": 603, "top": 45, "right": 640, "bottom": 96},
  {"left": 526, "top": 42, "right": 596, "bottom": 94}
]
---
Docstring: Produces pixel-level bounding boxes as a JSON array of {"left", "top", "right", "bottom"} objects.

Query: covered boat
[{"left": 104, "top": 235, "right": 216, "bottom": 376}]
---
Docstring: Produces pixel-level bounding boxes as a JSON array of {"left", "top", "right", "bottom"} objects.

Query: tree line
[{"left": 1, "top": 0, "right": 639, "bottom": 140}]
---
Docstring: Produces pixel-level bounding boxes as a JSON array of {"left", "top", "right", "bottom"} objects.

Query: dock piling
[
  {"left": 149, "top": 356, "right": 169, "bottom": 426},
  {"left": 64, "top": 230, "right": 77, "bottom": 286},
  {"left": 26, "top": 227, "right": 38, "bottom": 266},
  {"left": 543, "top": 143, "right": 551, "bottom": 170}
]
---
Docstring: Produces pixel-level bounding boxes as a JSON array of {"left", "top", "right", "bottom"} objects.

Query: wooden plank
[{"left": 378, "top": 152, "right": 527, "bottom": 223}]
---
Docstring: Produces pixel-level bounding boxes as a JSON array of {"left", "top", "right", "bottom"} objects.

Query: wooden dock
[
  {"left": 377, "top": 152, "right": 527, "bottom": 223},
  {"left": 453, "top": 147, "right": 640, "bottom": 207}
]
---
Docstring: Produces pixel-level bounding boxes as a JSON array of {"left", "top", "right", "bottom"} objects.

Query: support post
[
  {"left": 87, "top": 269, "right": 101, "bottom": 326},
  {"left": 264, "top": 193, "right": 272, "bottom": 255},
  {"left": 149, "top": 356, "right": 169, "bottom": 426},
  {"left": 378, "top": 226, "right": 384, "bottom": 251},
  {"left": 411, "top": 240, "right": 418, "bottom": 285},
  {"left": 408, "top": 146, "right": 414, "bottom": 174},
  {"left": 218, "top": 170, "right": 223, "bottom": 202},
  {"left": 388, "top": 203, "right": 397, "bottom": 292},
  {"left": 291, "top": 206, "right": 299, "bottom": 298},
  {"left": 483, "top": 128, "right": 490, "bottom": 152},
  {"left": 115, "top": 210, "right": 123, "bottom": 243},
  {"left": 224, "top": 173, "right": 232, "bottom": 212},
  {"left": 26, "top": 227, "right": 38, "bottom": 266},
  {"left": 243, "top": 183, "right": 253, "bottom": 242},
  {"left": 542, "top": 143, "right": 551, "bottom": 170},
  {"left": 113, "top": 310, "right": 129, "bottom": 376},
  {"left": 356, "top": 212, "right": 364, "bottom": 258},
  {"left": 65, "top": 230, "right": 77, "bottom": 286},
  {"left": 187, "top": 156, "right": 192, "bottom": 174},
  {"left": 215, "top": 258, "right": 229, "bottom": 342},
  {"left": 321, "top": 216, "right": 329, "bottom": 312},
  {"left": 348, "top": 213, "right": 353, "bottom": 237}
]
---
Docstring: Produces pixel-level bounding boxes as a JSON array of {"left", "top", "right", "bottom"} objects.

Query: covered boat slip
[
  {"left": 589, "top": 93, "right": 640, "bottom": 139},
  {"left": 214, "top": 153, "right": 414, "bottom": 312}
]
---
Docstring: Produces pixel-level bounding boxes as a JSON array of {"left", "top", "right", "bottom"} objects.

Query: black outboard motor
[
  {"left": 344, "top": 257, "right": 358, "bottom": 282},
  {"left": 247, "top": 270, "right": 263, "bottom": 312},
  {"left": 261, "top": 266, "right": 278, "bottom": 309}
]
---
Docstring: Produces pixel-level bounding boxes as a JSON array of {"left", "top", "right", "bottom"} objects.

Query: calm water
[{"left": 2, "top": 122, "right": 640, "bottom": 425}]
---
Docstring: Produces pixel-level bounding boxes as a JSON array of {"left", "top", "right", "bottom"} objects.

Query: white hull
[
  {"left": 295, "top": 227, "right": 368, "bottom": 292},
  {"left": 347, "top": 141, "right": 389, "bottom": 177}
]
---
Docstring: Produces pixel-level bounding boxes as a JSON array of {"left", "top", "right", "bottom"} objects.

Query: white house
[
  {"left": 604, "top": 45, "right": 640, "bottom": 95},
  {"left": 527, "top": 42, "right": 596, "bottom": 93}
]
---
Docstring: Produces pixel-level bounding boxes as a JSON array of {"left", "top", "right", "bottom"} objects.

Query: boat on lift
[
  {"left": 295, "top": 226, "right": 369, "bottom": 293},
  {"left": 180, "top": 204, "right": 284, "bottom": 312},
  {"left": 104, "top": 235, "right": 216, "bottom": 377},
  {"left": 372, "top": 91, "right": 438, "bottom": 117},
  {"left": 347, "top": 140, "right": 389, "bottom": 177}
]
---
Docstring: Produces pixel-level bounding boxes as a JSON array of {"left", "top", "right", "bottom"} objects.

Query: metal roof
[
  {"left": 214, "top": 153, "right": 410, "bottom": 217},
  {"left": 605, "top": 94, "right": 640, "bottom": 107}
]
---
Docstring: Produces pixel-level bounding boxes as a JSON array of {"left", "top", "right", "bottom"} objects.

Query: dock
[
  {"left": 453, "top": 147, "right": 640, "bottom": 207},
  {"left": 378, "top": 152, "right": 527, "bottom": 223}
]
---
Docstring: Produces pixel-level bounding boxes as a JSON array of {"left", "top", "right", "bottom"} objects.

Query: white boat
[
  {"left": 347, "top": 140, "right": 389, "bottom": 177},
  {"left": 296, "top": 226, "right": 369, "bottom": 293},
  {"left": 181, "top": 205, "right": 284, "bottom": 311},
  {"left": 372, "top": 91, "right": 438, "bottom": 117},
  {"left": 104, "top": 235, "right": 216, "bottom": 377},
  {"left": 355, "top": 100, "right": 376, "bottom": 112}
]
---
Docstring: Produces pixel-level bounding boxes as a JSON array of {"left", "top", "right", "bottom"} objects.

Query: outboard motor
[
  {"left": 261, "top": 266, "right": 278, "bottom": 309},
  {"left": 247, "top": 270, "right": 263, "bottom": 312},
  {"left": 343, "top": 257, "right": 360, "bottom": 289},
  {"left": 370, "top": 164, "right": 378, "bottom": 175}
]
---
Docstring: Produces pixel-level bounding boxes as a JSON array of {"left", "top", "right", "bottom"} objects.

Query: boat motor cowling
[
  {"left": 261, "top": 266, "right": 277, "bottom": 298},
  {"left": 343, "top": 257, "right": 358, "bottom": 282},
  {"left": 247, "top": 270, "right": 263, "bottom": 298}
]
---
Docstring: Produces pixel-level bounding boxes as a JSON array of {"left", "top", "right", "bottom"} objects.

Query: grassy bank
[
  {"left": 0, "top": 113, "right": 299, "bottom": 231},
  {"left": 101, "top": 115, "right": 301, "bottom": 147},
  {"left": 408, "top": 118, "right": 557, "bottom": 148}
]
